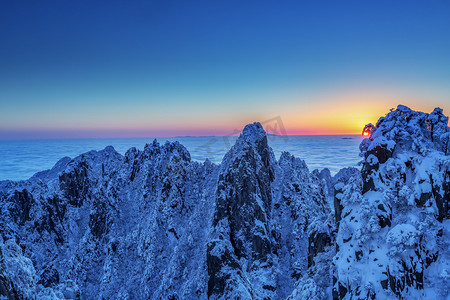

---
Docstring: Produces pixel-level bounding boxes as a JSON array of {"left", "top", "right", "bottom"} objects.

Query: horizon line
[{"left": 0, "top": 133, "right": 365, "bottom": 142}]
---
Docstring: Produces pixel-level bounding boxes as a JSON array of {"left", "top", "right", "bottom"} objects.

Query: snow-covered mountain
[
  {"left": 0, "top": 105, "right": 449, "bottom": 299},
  {"left": 333, "top": 105, "right": 450, "bottom": 299}
]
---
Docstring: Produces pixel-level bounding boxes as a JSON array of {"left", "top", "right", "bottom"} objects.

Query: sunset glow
[{"left": 1, "top": 1, "right": 449, "bottom": 140}]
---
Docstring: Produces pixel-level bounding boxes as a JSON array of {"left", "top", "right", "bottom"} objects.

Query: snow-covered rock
[
  {"left": 334, "top": 105, "right": 450, "bottom": 299},
  {"left": 0, "top": 122, "right": 329, "bottom": 299},
  {"left": 0, "top": 106, "right": 448, "bottom": 299}
]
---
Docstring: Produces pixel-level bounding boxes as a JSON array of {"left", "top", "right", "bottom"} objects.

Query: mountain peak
[{"left": 241, "top": 122, "right": 266, "bottom": 143}]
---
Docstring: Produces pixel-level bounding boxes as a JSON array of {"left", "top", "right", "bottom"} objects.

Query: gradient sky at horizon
[{"left": 1, "top": 0, "right": 449, "bottom": 140}]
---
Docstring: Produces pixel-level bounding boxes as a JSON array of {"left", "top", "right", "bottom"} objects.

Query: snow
[
  {"left": 333, "top": 105, "right": 450, "bottom": 299},
  {"left": 386, "top": 224, "right": 419, "bottom": 247},
  {"left": 0, "top": 105, "right": 448, "bottom": 299}
]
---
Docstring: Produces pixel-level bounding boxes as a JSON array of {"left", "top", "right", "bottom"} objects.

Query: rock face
[
  {"left": 206, "top": 123, "right": 331, "bottom": 299},
  {"left": 207, "top": 123, "right": 277, "bottom": 299},
  {"left": 0, "top": 106, "right": 449, "bottom": 299}
]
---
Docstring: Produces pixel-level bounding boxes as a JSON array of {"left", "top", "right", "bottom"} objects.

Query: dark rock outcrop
[{"left": 207, "top": 123, "right": 277, "bottom": 298}]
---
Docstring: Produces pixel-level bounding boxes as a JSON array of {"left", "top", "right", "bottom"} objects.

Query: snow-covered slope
[
  {"left": 0, "top": 122, "right": 328, "bottom": 299},
  {"left": 0, "top": 106, "right": 449, "bottom": 299},
  {"left": 333, "top": 105, "right": 450, "bottom": 299}
]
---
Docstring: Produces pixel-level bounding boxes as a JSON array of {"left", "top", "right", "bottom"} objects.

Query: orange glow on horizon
[
  {"left": 276, "top": 92, "right": 450, "bottom": 136},
  {"left": 3, "top": 93, "right": 449, "bottom": 140}
]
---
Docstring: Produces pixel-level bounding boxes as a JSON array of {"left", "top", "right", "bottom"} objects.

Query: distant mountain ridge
[{"left": 0, "top": 105, "right": 449, "bottom": 299}]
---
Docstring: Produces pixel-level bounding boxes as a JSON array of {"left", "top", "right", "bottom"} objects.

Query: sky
[{"left": 1, "top": 0, "right": 449, "bottom": 139}]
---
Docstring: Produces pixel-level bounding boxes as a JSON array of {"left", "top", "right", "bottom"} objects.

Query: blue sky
[{"left": 1, "top": 0, "right": 449, "bottom": 139}]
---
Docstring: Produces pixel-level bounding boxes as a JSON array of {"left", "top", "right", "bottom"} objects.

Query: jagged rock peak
[
  {"left": 361, "top": 104, "right": 449, "bottom": 154},
  {"left": 140, "top": 139, "right": 191, "bottom": 161},
  {"left": 241, "top": 122, "right": 266, "bottom": 143},
  {"left": 334, "top": 105, "right": 450, "bottom": 299},
  {"left": 221, "top": 121, "right": 274, "bottom": 172}
]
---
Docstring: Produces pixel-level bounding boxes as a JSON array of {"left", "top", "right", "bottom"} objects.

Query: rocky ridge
[{"left": 0, "top": 106, "right": 449, "bottom": 299}]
